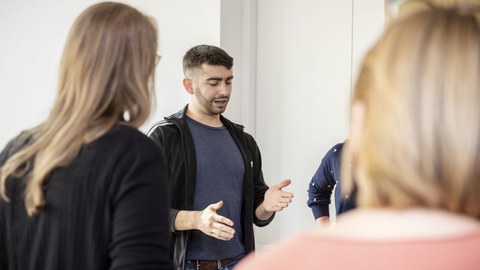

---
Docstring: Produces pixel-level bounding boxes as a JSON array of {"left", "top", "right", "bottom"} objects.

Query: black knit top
[{"left": 0, "top": 125, "right": 172, "bottom": 270}]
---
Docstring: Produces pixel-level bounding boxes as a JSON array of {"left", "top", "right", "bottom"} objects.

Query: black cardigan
[{"left": 0, "top": 125, "right": 173, "bottom": 270}]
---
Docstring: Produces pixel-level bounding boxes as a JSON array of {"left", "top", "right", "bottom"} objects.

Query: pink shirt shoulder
[{"left": 236, "top": 230, "right": 480, "bottom": 270}]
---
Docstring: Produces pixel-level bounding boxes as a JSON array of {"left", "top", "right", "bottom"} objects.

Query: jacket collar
[{"left": 166, "top": 104, "right": 245, "bottom": 132}]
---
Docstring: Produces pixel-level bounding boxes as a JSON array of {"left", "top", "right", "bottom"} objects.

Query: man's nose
[{"left": 218, "top": 82, "right": 229, "bottom": 94}]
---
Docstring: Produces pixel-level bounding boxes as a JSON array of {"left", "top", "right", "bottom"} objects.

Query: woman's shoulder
[
  {"left": 236, "top": 229, "right": 480, "bottom": 270},
  {"left": 85, "top": 124, "right": 163, "bottom": 163},
  {"left": 100, "top": 125, "right": 158, "bottom": 149},
  {"left": 0, "top": 129, "right": 37, "bottom": 164}
]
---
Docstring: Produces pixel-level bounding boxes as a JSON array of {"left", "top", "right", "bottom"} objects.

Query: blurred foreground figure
[{"left": 237, "top": 4, "right": 480, "bottom": 270}]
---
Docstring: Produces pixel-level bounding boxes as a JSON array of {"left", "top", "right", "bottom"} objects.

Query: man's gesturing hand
[
  {"left": 263, "top": 179, "right": 294, "bottom": 212},
  {"left": 195, "top": 201, "right": 235, "bottom": 241},
  {"left": 255, "top": 179, "right": 294, "bottom": 221}
]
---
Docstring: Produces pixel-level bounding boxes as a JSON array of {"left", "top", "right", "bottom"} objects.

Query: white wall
[
  {"left": 220, "top": 0, "right": 258, "bottom": 135},
  {"left": 0, "top": 0, "right": 220, "bottom": 148},
  {"left": 253, "top": 0, "right": 385, "bottom": 244}
]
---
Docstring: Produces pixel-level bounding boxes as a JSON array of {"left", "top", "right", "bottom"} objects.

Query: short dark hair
[{"left": 183, "top": 45, "right": 233, "bottom": 75}]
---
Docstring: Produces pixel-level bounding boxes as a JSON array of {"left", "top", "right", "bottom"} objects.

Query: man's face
[{"left": 190, "top": 64, "right": 233, "bottom": 116}]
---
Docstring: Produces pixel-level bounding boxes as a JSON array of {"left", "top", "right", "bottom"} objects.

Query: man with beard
[{"left": 147, "top": 45, "right": 293, "bottom": 270}]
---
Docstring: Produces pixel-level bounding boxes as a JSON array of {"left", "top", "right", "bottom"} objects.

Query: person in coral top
[{"left": 236, "top": 4, "right": 480, "bottom": 270}]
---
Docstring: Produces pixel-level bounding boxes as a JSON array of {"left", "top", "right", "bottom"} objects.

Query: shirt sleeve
[{"left": 307, "top": 144, "right": 342, "bottom": 220}]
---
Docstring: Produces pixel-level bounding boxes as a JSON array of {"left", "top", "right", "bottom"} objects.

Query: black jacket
[{"left": 147, "top": 105, "right": 273, "bottom": 270}]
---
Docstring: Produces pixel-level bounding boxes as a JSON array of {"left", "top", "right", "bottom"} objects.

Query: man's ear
[{"left": 183, "top": 77, "right": 194, "bottom": 95}]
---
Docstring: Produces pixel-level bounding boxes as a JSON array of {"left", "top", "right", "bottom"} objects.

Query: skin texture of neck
[{"left": 186, "top": 104, "right": 223, "bottom": 127}]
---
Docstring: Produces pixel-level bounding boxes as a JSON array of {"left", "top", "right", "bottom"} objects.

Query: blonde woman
[
  {"left": 237, "top": 5, "right": 480, "bottom": 270},
  {"left": 0, "top": 2, "right": 172, "bottom": 270}
]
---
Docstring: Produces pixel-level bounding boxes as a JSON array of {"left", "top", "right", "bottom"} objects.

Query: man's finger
[
  {"left": 272, "top": 206, "right": 284, "bottom": 212},
  {"left": 279, "top": 202, "right": 289, "bottom": 208},
  {"left": 210, "top": 227, "right": 234, "bottom": 241},
  {"left": 279, "top": 197, "right": 293, "bottom": 203},
  {"left": 214, "top": 214, "right": 234, "bottom": 227},
  {"left": 209, "top": 201, "right": 223, "bottom": 211},
  {"left": 272, "top": 179, "right": 292, "bottom": 190},
  {"left": 212, "top": 221, "right": 235, "bottom": 234}
]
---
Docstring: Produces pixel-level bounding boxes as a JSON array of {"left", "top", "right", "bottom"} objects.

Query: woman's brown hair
[{"left": 0, "top": 2, "right": 158, "bottom": 215}]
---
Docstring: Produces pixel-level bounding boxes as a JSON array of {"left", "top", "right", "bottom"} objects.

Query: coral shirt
[{"left": 236, "top": 231, "right": 480, "bottom": 270}]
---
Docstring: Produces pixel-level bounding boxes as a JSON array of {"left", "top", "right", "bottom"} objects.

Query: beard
[{"left": 195, "top": 89, "right": 230, "bottom": 115}]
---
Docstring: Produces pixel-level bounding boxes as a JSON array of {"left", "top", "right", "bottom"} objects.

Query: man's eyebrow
[{"left": 206, "top": 76, "right": 234, "bottom": 81}]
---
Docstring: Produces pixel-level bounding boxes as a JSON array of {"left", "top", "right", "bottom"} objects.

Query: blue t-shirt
[{"left": 185, "top": 117, "right": 245, "bottom": 260}]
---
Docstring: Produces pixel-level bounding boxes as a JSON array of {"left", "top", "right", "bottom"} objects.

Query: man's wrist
[
  {"left": 174, "top": 210, "right": 200, "bottom": 231},
  {"left": 255, "top": 203, "right": 274, "bottom": 221}
]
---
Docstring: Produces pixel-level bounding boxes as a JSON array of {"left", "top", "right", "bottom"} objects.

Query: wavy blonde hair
[
  {"left": 0, "top": 2, "right": 158, "bottom": 215},
  {"left": 344, "top": 6, "right": 480, "bottom": 218}
]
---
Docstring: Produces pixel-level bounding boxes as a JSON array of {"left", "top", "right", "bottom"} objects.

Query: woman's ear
[
  {"left": 349, "top": 101, "right": 365, "bottom": 156},
  {"left": 183, "top": 77, "right": 194, "bottom": 95}
]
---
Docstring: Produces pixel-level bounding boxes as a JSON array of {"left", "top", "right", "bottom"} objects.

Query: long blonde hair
[
  {"left": 345, "top": 6, "right": 480, "bottom": 218},
  {"left": 0, "top": 2, "right": 158, "bottom": 215}
]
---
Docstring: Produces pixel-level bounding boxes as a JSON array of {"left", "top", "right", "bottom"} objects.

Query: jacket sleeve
[
  {"left": 247, "top": 135, "right": 275, "bottom": 227},
  {"left": 307, "top": 146, "right": 339, "bottom": 220},
  {"left": 148, "top": 126, "right": 180, "bottom": 234}
]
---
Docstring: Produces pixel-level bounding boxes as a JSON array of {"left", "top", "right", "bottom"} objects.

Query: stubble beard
[{"left": 208, "top": 97, "right": 229, "bottom": 115}]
